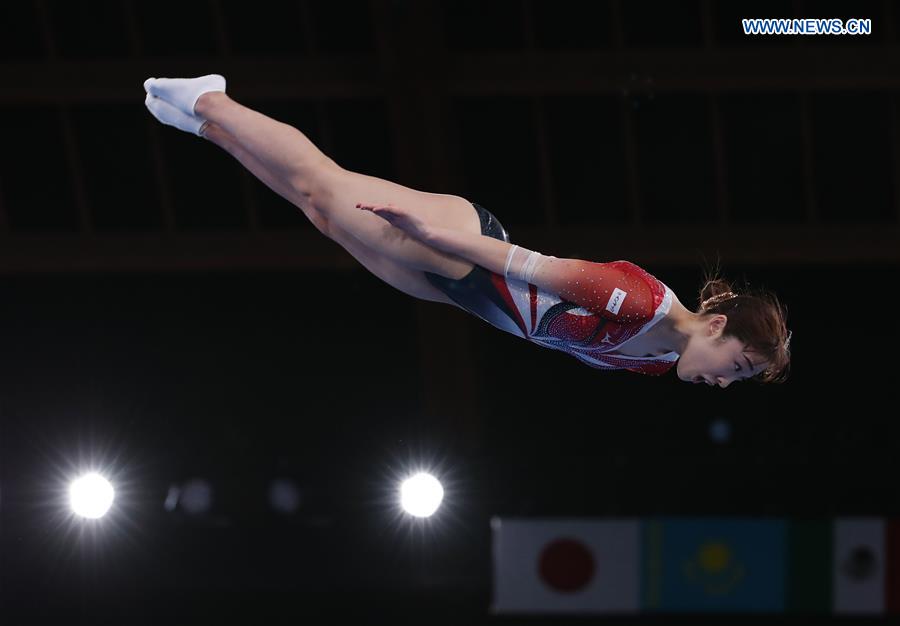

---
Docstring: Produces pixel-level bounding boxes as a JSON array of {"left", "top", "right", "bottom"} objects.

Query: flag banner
[
  {"left": 786, "top": 518, "right": 832, "bottom": 613},
  {"left": 833, "top": 518, "right": 884, "bottom": 614},
  {"left": 642, "top": 517, "right": 786, "bottom": 613},
  {"left": 887, "top": 518, "right": 900, "bottom": 614},
  {"left": 490, "top": 517, "right": 640, "bottom": 614}
]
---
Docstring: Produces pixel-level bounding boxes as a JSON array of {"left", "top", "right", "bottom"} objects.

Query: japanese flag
[{"left": 491, "top": 517, "right": 640, "bottom": 614}]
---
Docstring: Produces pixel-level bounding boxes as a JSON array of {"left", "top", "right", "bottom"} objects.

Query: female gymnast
[{"left": 143, "top": 74, "right": 790, "bottom": 388}]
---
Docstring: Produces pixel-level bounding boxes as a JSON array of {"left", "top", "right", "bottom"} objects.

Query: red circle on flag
[{"left": 537, "top": 537, "right": 595, "bottom": 592}]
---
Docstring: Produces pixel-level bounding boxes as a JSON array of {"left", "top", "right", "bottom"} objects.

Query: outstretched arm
[
  {"left": 428, "top": 225, "right": 656, "bottom": 321},
  {"left": 356, "top": 203, "right": 563, "bottom": 283},
  {"left": 425, "top": 226, "right": 521, "bottom": 276},
  {"left": 427, "top": 226, "right": 573, "bottom": 298},
  {"left": 359, "top": 203, "right": 658, "bottom": 322},
  {"left": 371, "top": 212, "right": 571, "bottom": 293}
]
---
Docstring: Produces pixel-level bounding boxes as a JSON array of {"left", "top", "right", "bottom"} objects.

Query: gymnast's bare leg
[
  {"left": 193, "top": 92, "right": 482, "bottom": 289},
  {"left": 199, "top": 121, "right": 464, "bottom": 305}
]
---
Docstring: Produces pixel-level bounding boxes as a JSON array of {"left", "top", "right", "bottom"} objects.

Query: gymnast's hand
[{"left": 356, "top": 202, "right": 432, "bottom": 243}]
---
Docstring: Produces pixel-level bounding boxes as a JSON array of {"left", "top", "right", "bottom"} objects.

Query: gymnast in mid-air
[{"left": 143, "top": 74, "right": 790, "bottom": 387}]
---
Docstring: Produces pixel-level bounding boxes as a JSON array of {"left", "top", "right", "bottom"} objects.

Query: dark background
[{"left": 1, "top": 0, "right": 898, "bottom": 624}]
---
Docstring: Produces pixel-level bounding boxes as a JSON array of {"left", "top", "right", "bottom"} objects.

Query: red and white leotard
[{"left": 473, "top": 255, "right": 679, "bottom": 376}]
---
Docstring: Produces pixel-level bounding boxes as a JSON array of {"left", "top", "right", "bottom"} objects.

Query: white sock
[
  {"left": 144, "top": 92, "right": 208, "bottom": 136},
  {"left": 143, "top": 74, "right": 226, "bottom": 117}
]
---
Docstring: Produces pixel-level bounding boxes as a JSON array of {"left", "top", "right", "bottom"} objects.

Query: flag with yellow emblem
[{"left": 642, "top": 517, "right": 787, "bottom": 612}]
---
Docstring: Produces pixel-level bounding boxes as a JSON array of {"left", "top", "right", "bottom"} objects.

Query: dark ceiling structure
[{"left": 1, "top": 0, "right": 898, "bottom": 274}]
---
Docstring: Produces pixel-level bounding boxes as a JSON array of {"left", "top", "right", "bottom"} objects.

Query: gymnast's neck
[{"left": 653, "top": 297, "right": 702, "bottom": 356}]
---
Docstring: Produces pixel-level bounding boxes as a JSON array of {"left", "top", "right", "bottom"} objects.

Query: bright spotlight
[
  {"left": 69, "top": 472, "right": 114, "bottom": 519},
  {"left": 400, "top": 472, "right": 443, "bottom": 518}
]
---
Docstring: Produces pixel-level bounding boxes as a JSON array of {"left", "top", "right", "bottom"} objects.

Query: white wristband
[
  {"left": 522, "top": 249, "right": 543, "bottom": 283},
  {"left": 504, "top": 245, "right": 519, "bottom": 278},
  {"left": 504, "top": 243, "right": 554, "bottom": 283}
]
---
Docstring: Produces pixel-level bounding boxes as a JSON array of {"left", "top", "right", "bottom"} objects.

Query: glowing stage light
[
  {"left": 69, "top": 472, "right": 114, "bottom": 519},
  {"left": 400, "top": 472, "right": 444, "bottom": 518}
]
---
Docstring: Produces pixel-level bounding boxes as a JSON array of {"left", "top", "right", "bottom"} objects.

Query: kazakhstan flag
[{"left": 642, "top": 517, "right": 787, "bottom": 613}]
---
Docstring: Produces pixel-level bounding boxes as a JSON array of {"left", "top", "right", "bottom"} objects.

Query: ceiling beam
[
  {"left": 0, "top": 225, "right": 895, "bottom": 274},
  {"left": 3, "top": 46, "right": 900, "bottom": 104}
]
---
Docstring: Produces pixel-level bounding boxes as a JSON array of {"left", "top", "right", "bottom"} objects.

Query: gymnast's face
[{"left": 676, "top": 314, "right": 768, "bottom": 388}]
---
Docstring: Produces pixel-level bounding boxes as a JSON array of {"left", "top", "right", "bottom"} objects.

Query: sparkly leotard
[{"left": 423, "top": 203, "right": 679, "bottom": 376}]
